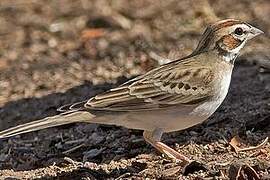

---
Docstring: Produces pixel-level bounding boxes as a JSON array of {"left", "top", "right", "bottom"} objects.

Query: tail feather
[
  {"left": 57, "top": 100, "right": 87, "bottom": 112},
  {"left": 0, "top": 111, "right": 94, "bottom": 139}
]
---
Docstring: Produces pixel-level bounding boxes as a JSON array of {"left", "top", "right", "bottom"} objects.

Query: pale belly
[
  {"left": 93, "top": 98, "right": 226, "bottom": 133},
  {"left": 93, "top": 105, "right": 204, "bottom": 132}
]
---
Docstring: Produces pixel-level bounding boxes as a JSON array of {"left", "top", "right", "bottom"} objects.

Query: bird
[{"left": 0, "top": 19, "right": 263, "bottom": 165}]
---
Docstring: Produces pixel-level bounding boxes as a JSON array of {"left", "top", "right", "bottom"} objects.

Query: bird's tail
[{"left": 0, "top": 111, "right": 95, "bottom": 139}]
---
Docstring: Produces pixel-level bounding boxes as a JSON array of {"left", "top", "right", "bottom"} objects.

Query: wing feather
[{"left": 86, "top": 58, "right": 215, "bottom": 111}]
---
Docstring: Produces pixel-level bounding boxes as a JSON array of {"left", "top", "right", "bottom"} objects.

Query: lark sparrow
[{"left": 0, "top": 19, "right": 263, "bottom": 165}]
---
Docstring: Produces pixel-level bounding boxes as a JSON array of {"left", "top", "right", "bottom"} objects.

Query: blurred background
[
  {"left": 0, "top": 0, "right": 269, "bottom": 179},
  {"left": 0, "top": 0, "right": 269, "bottom": 105}
]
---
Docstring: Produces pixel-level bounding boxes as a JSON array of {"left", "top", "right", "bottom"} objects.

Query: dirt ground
[{"left": 0, "top": 0, "right": 269, "bottom": 179}]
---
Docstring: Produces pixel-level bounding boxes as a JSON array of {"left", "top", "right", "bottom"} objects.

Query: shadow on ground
[{"left": 0, "top": 77, "right": 129, "bottom": 130}]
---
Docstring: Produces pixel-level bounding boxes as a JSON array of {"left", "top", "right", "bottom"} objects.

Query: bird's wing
[{"left": 85, "top": 59, "right": 215, "bottom": 111}]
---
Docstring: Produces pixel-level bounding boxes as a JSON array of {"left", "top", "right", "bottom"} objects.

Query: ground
[{"left": 0, "top": 0, "right": 269, "bottom": 179}]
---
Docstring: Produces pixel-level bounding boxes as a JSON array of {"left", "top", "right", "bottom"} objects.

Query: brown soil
[{"left": 0, "top": 0, "right": 269, "bottom": 179}]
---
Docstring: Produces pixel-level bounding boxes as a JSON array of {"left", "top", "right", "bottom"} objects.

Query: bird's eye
[{"left": 234, "top": 27, "right": 243, "bottom": 35}]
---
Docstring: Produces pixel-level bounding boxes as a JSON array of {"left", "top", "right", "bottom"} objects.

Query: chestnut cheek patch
[{"left": 222, "top": 35, "right": 243, "bottom": 50}]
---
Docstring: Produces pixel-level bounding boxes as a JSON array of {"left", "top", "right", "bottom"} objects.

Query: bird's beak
[{"left": 247, "top": 26, "right": 264, "bottom": 40}]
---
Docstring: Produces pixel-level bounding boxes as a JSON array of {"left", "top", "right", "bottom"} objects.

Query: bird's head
[{"left": 193, "top": 19, "right": 264, "bottom": 62}]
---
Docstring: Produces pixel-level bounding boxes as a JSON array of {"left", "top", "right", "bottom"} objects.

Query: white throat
[
  {"left": 221, "top": 40, "right": 246, "bottom": 63},
  {"left": 222, "top": 53, "right": 239, "bottom": 63}
]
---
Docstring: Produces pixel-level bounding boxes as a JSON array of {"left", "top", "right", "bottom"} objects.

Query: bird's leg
[{"left": 143, "top": 129, "right": 191, "bottom": 166}]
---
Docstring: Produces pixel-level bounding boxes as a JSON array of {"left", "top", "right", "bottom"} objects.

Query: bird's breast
[{"left": 190, "top": 67, "right": 233, "bottom": 118}]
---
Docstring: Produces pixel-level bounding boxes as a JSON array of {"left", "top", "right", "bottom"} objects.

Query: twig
[
  {"left": 63, "top": 143, "right": 85, "bottom": 154},
  {"left": 231, "top": 136, "right": 268, "bottom": 153},
  {"left": 237, "top": 137, "right": 268, "bottom": 152}
]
